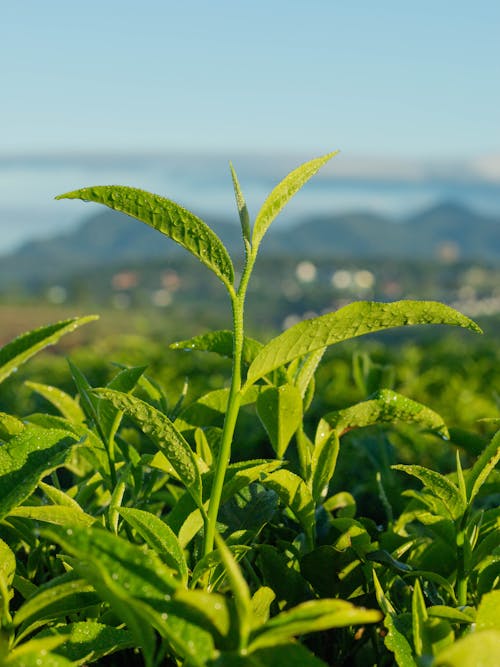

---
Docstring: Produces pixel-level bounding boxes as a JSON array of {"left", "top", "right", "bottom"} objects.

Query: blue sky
[{"left": 2, "top": 0, "right": 500, "bottom": 160}]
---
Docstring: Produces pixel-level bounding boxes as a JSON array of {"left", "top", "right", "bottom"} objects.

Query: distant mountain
[{"left": 0, "top": 202, "right": 498, "bottom": 288}]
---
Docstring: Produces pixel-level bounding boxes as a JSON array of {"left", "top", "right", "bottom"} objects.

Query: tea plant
[{"left": 0, "top": 153, "right": 499, "bottom": 666}]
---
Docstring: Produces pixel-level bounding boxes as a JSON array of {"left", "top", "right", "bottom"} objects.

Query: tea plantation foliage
[{"left": 0, "top": 155, "right": 499, "bottom": 666}]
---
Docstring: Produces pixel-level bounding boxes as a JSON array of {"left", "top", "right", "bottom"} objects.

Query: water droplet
[
  {"left": 111, "top": 572, "right": 119, "bottom": 580},
  {"left": 161, "top": 612, "right": 168, "bottom": 620}
]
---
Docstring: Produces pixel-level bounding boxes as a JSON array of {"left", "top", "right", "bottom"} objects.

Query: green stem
[{"left": 203, "top": 249, "right": 257, "bottom": 557}]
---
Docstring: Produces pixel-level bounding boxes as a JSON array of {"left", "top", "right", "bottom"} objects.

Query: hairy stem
[{"left": 203, "top": 250, "right": 257, "bottom": 557}]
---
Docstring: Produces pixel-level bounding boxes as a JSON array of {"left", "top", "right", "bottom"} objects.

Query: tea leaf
[
  {"left": 476, "top": 590, "right": 500, "bottom": 631},
  {"left": 261, "top": 470, "right": 315, "bottom": 539},
  {"left": 25, "top": 381, "right": 85, "bottom": 423},
  {"left": 317, "top": 389, "right": 449, "bottom": 441},
  {"left": 252, "top": 152, "right": 338, "bottom": 249},
  {"left": 0, "top": 412, "right": 25, "bottom": 439},
  {"left": 171, "top": 330, "right": 263, "bottom": 367},
  {"left": 172, "top": 588, "right": 234, "bottom": 647},
  {"left": 14, "top": 576, "right": 100, "bottom": 631},
  {"left": 230, "top": 162, "right": 251, "bottom": 246},
  {"left": 433, "top": 630, "right": 500, "bottom": 667},
  {"left": 392, "top": 464, "right": 466, "bottom": 520},
  {"left": 119, "top": 507, "right": 189, "bottom": 584},
  {"left": 412, "top": 579, "right": 429, "bottom": 657},
  {"left": 249, "top": 598, "right": 381, "bottom": 650},
  {"left": 3, "top": 638, "right": 72, "bottom": 667},
  {"left": 0, "top": 316, "right": 98, "bottom": 385},
  {"left": 246, "top": 301, "right": 481, "bottom": 386},
  {"left": 36, "top": 621, "right": 134, "bottom": 665},
  {"left": 56, "top": 186, "right": 235, "bottom": 290},
  {"left": 9, "top": 505, "right": 94, "bottom": 527},
  {"left": 95, "top": 389, "right": 202, "bottom": 507},
  {"left": 256, "top": 383, "right": 303, "bottom": 458},
  {"left": 310, "top": 432, "right": 339, "bottom": 503},
  {"left": 467, "top": 429, "right": 500, "bottom": 502},
  {"left": 0, "top": 426, "right": 78, "bottom": 521}
]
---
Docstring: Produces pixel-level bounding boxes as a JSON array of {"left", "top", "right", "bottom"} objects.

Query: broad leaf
[
  {"left": 95, "top": 389, "right": 202, "bottom": 507},
  {"left": 9, "top": 505, "right": 94, "bottom": 527},
  {"left": 36, "top": 621, "right": 133, "bottom": 666},
  {"left": 246, "top": 301, "right": 481, "bottom": 386},
  {"left": 476, "top": 590, "right": 500, "bottom": 631},
  {"left": 56, "top": 186, "right": 235, "bottom": 290},
  {"left": 467, "top": 429, "right": 500, "bottom": 502},
  {"left": 256, "top": 384, "right": 303, "bottom": 458},
  {"left": 14, "top": 576, "right": 100, "bottom": 633},
  {"left": 433, "top": 629, "right": 500, "bottom": 667},
  {"left": 249, "top": 598, "right": 381, "bottom": 650},
  {"left": 310, "top": 432, "right": 339, "bottom": 502},
  {"left": 261, "top": 470, "right": 315, "bottom": 540},
  {"left": 0, "top": 426, "right": 78, "bottom": 521},
  {"left": 0, "top": 412, "right": 25, "bottom": 439},
  {"left": 0, "top": 316, "right": 97, "bottom": 385},
  {"left": 317, "top": 389, "right": 449, "bottom": 441},
  {"left": 171, "top": 330, "right": 263, "bottom": 367},
  {"left": 392, "top": 464, "right": 466, "bottom": 520},
  {"left": 3, "top": 638, "right": 72, "bottom": 667},
  {"left": 119, "top": 507, "right": 189, "bottom": 584},
  {"left": 25, "top": 381, "right": 85, "bottom": 423},
  {"left": 252, "top": 151, "right": 338, "bottom": 248}
]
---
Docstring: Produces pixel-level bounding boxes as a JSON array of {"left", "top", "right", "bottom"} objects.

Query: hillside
[{"left": 0, "top": 201, "right": 499, "bottom": 289}]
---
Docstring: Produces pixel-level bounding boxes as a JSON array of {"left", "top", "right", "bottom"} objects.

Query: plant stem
[{"left": 203, "top": 249, "right": 257, "bottom": 557}]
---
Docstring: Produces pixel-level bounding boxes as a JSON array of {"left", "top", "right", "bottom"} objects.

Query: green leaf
[
  {"left": 214, "top": 533, "right": 252, "bottom": 647},
  {"left": 428, "top": 605, "right": 475, "bottom": 624},
  {"left": 171, "top": 330, "right": 263, "bottom": 367},
  {"left": 14, "top": 576, "right": 100, "bottom": 633},
  {"left": 261, "top": 469, "right": 315, "bottom": 540},
  {"left": 119, "top": 507, "right": 189, "bottom": 584},
  {"left": 433, "top": 630, "right": 500, "bottom": 667},
  {"left": 392, "top": 464, "right": 466, "bottom": 520},
  {"left": 476, "top": 590, "right": 500, "bottom": 631},
  {"left": 8, "top": 505, "right": 94, "bottom": 527},
  {"left": 36, "top": 621, "right": 133, "bottom": 666},
  {"left": 214, "top": 642, "right": 329, "bottom": 667},
  {"left": 310, "top": 432, "right": 339, "bottom": 502},
  {"left": 245, "top": 301, "right": 481, "bottom": 386},
  {"left": 467, "top": 429, "right": 500, "bottom": 502},
  {"left": 251, "top": 586, "right": 276, "bottom": 628},
  {"left": 0, "top": 538, "right": 15, "bottom": 622},
  {"left": 0, "top": 316, "right": 98, "bottom": 386},
  {"left": 252, "top": 151, "right": 338, "bottom": 249},
  {"left": 317, "top": 388, "right": 449, "bottom": 441},
  {"left": 0, "top": 426, "right": 78, "bottom": 521},
  {"left": 383, "top": 613, "right": 417, "bottom": 667},
  {"left": 256, "top": 384, "right": 303, "bottom": 458},
  {"left": 95, "top": 389, "right": 203, "bottom": 507},
  {"left": 171, "top": 588, "right": 234, "bottom": 649},
  {"left": 0, "top": 412, "right": 25, "bottom": 439},
  {"left": 97, "top": 365, "right": 147, "bottom": 443},
  {"left": 56, "top": 185, "right": 235, "bottom": 290},
  {"left": 230, "top": 162, "right": 251, "bottom": 246},
  {"left": 412, "top": 579, "right": 429, "bottom": 657},
  {"left": 44, "top": 524, "right": 207, "bottom": 667},
  {"left": 249, "top": 598, "right": 381, "bottom": 650},
  {"left": 3, "top": 638, "right": 72, "bottom": 667},
  {"left": 25, "top": 381, "right": 85, "bottom": 423}
]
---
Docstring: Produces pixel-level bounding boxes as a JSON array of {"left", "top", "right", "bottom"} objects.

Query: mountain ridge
[{"left": 0, "top": 201, "right": 498, "bottom": 288}]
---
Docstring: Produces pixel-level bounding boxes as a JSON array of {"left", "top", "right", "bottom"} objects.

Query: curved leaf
[
  {"left": 249, "top": 598, "right": 381, "bottom": 650},
  {"left": 256, "top": 384, "right": 303, "bottom": 458},
  {"left": 56, "top": 186, "right": 234, "bottom": 290},
  {"left": 246, "top": 301, "right": 481, "bottom": 386},
  {"left": 252, "top": 151, "right": 338, "bottom": 248},
  {"left": 392, "top": 464, "right": 465, "bottom": 520},
  {"left": 261, "top": 470, "right": 315, "bottom": 539},
  {"left": 0, "top": 316, "right": 98, "bottom": 385},
  {"left": 467, "top": 429, "right": 500, "bottom": 503},
  {"left": 0, "top": 426, "right": 78, "bottom": 521},
  {"left": 119, "top": 507, "right": 189, "bottom": 584},
  {"left": 316, "top": 389, "right": 449, "bottom": 442},
  {"left": 25, "top": 381, "right": 85, "bottom": 423},
  {"left": 171, "top": 330, "right": 263, "bottom": 367},
  {"left": 95, "top": 389, "right": 202, "bottom": 507}
]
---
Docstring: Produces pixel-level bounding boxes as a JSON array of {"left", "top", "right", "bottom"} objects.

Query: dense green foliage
[{"left": 0, "top": 155, "right": 499, "bottom": 666}]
